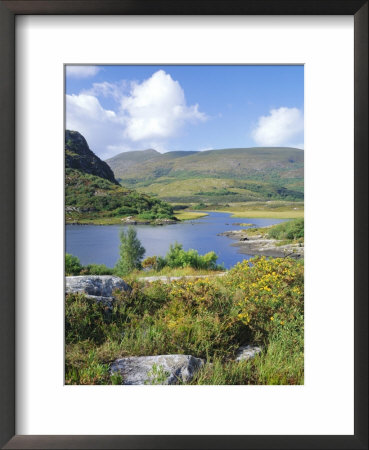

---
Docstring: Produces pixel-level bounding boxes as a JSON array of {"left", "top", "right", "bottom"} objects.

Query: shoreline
[
  {"left": 65, "top": 211, "right": 208, "bottom": 226},
  {"left": 219, "top": 229, "right": 304, "bottom": 259}
]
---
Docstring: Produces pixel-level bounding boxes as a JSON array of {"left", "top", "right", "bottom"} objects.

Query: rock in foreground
[
  {"left": 110, "top": 355, "right": 204, "bottom": 385},
  {"left": 235, "top": 344, "right": 262, "bottom": 362},
  {"left": 65, "top": 275, "right": 130, "bottom": 298}
]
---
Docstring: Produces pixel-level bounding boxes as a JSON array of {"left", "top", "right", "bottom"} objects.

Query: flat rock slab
[
  {"left": 235, "top": 345, "right": 262, "bottom": 362},
  {"left": 139, "top": 273, "right": 227, "bottom": 283},
  {"left": 65, "top": 275, "right": 130, "bottom": 298},
  {"left": 110, "top": 354, "right": 204, "bottom": 385}
]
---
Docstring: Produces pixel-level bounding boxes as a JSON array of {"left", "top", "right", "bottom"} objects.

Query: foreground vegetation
[{"left": 65, "top": 256, "right": 304, "bottom": 385}]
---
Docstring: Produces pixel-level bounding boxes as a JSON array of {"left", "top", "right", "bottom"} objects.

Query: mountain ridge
[
  {"left": 106, "top": 146, "right": 304, "bottom": 181},
  {"left": 106, "top": 146, "right": 304, "bottom": 203}
]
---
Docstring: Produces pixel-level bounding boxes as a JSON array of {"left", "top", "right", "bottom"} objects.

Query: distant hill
[
  {"left": 106, "top": 147, "right": 304, "bottom": 203},
  {"left": 65, "top": 131, "right": 174, "bottom": 223}
]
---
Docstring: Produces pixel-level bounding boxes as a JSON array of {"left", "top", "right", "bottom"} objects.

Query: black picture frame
[{"left": 0, "top": 1, "right": 367, "bottom": 449}]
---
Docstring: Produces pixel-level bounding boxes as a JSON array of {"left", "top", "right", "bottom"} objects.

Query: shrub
[
  {"left": 268, "top": 218, "right": 304, "bottom": 241},
  {"left": 81, "top": 264, "right": 114, "bottom": 275},
  {"left": 65, "top": 253, "right": 82, "bottom": 275},
  {"left": 141, "top": 255, "right": 166, "bottom": 271},
  {"left": 165, "top": 242, "right": 220, "bottom": 270},
  {"left": 193, "top": 202, "right": 206, "bottom": 210},
  {"left": 226, "top": 256, "right": 304, "bottom": 340}
]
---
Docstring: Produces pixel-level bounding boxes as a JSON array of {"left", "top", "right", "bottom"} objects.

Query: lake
[{"left": 65, "top": 212, "right": 287, "bottom": 269}]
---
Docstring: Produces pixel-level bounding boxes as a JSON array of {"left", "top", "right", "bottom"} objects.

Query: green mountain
[
  {"left": 65, "top": 131, "right": 175, "bottom": 223},
  {"left": 106, "top": 147, "right": 304, "bottom": 203}
]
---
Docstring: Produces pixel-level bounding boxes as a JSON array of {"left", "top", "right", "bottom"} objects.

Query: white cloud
[
  {"left": 66, "top": 94, "right": 125, "bottom": 159},
  {"left": 251, "top": 107, "right": 304, "bottom": 148},
  {"left": 82, "top": 80, "right": 127, "bottom": 101},
  {"left": 121, "top": 70, "right": 207, "bottom": 142},
  {"left": 66, "top": 70, "right": 207, "bottom": 159},
  {"left": 66, "top": 66, "right": 101, "bottom": 78}
]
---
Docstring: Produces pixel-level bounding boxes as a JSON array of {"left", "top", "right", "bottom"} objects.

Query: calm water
[{"left": 66, "top": 212, "right": 287, "bottom": 269}]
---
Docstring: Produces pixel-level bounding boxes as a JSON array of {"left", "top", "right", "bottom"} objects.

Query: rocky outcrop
[
  {"left": 65, "top": 130, "right": 119, "bottom": 185},
  {"left": 120, "top": 216, "right": 150, "bottom": 225},
  {"left": 154, "top": 218, "right": 177, "bottom": 225},
  {"left": 235, "top": 344, "right": 262, "bottom": 362},
  {"left": 65, "top": 276, "right": 130, "bottom": 307},
  {"left": 120, "top": 216, "right": 177, "bottom": 226},
  {"left": 110, "top": 354, "right": 204, "bottom": 385}
]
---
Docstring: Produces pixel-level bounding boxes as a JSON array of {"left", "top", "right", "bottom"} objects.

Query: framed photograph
[{"left": 1, "top": 1, "right": 367, "bottom": 449}]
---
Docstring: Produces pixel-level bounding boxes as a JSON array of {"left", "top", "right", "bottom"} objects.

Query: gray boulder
[
  {"left": 65, "top": 275, "right": 130, "bottom": 302},
  {"left": 235, "top": 344, "right": 262, "bottom": 362},
  {"left": 110, "top": 354, "right": 204, "bottom": 385}
]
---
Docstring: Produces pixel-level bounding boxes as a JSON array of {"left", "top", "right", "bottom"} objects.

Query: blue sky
[{"left": 66, "top": 65, "right": 304, "bottom": 160}]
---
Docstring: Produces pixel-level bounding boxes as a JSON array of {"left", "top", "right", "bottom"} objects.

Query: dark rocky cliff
[{"left": 65, "top": 130, "right": 119, "bottom": 185}]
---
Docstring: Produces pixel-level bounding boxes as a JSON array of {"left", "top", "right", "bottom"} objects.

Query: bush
[
  {"left": 193, "top": 202, "right": 207, "bottom": 210},
  {"left": 65, "top": 253, "right": 82, "bottom": 275},
  {"left": 81, "top": 264, "right": 114, "bottom": 275},
  {"left": 268, "top": 218, "right": 304, "bottom": 241},
  {"left": 165, "top": 242, "right": 220, "bottom": 270},
  {"left": 114, "top": 226, "right": 146, "bottom": 276},
  {"left": 227, "top": 256, "right": 304, "bottom": 339},
  {"left": 141, "top": 255, "right": 166, "bottom": 271}
]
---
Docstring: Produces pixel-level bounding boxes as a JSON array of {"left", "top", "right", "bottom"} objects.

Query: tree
[{"left": 114, "top": 226, "right": 145, "bottom": 276}]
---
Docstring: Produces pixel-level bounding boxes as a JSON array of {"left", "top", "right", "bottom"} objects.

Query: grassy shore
[
  {"left": 66, "top": 216, "right": 125, "bottom": 225},
  {"left": 174, "top": 211, "right": 208, "bottom": 221},
  {"left": 66, "top": 210, "right": 208, "bottom": 225},
  {"left": 207, "top": 201, "right": 304, "bottom": 219}
]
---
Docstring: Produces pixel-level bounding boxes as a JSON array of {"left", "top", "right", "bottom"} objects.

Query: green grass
[
  {"left": 226, "top": 210, "right": 303, "bottom": 219},
  {"left": 208, "top": 201, "right": 304, "bottom": 219},
  {"left": 188, "top": 321, "right": 303, "bottom": 385},
  {"left": 134, "top": 176, "right": 303, "bottom": 203}
]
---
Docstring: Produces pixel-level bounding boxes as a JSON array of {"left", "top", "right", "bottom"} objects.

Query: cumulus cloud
[
  {"left": 66, "top": 66, "right": 101, "bottom": 78},
  {"left": 66, "top": 70, "right": 207, "bottom": 159},
  {"left": 251, "top": 107, "right": 304, "bottom": 148},
  {"left": 66, "top": 94, "right": 125, "bottom": 159},
  {"left": 121, "top": 70, "right": 207, "bottom": 142}
]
